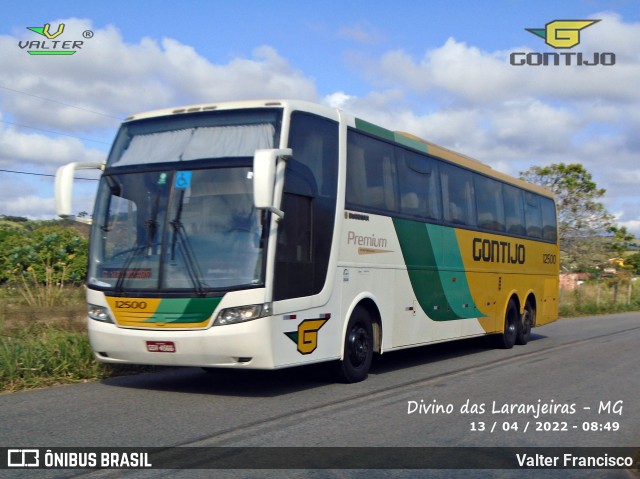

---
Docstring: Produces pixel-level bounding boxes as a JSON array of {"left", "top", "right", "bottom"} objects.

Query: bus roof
[{"left": 123, "top": 99, "right": 553, "bottom": 198}]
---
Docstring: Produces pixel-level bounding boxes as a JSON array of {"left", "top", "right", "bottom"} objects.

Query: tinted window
[
  {"left": 540, "top": 197, "right": 558, "bottom": 242},
  {"left": 343, "top": 128, "right": 556, "bottom": 243},
  {"left": 504, "top": 184, "right": 525, "bottom": 236},
  {"left": 274, "top": 112, "right": 339, "bottom": 300},
  {"left": 475, "top": 175, "right": 505, "bottom": 232},
  {"left": 346, "top": 131, "right": 397, "bottom": 212},
  {"left": 524, "top": 191, "right": 543, "bottom": 238},
  {"left": 397, "top": 150, "right": 440, "bottom": 220},
  {"left": 441, "top": 163, "right": 474, "bottom": 226}
]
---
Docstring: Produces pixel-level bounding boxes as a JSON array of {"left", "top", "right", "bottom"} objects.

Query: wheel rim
[{"left": 347, "top": 324, "right": 369, "bottom": 368}]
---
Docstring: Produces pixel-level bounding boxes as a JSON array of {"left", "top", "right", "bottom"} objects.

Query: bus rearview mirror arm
[{"left": 253, "top": 148, "right": 292, "bottom": 220}]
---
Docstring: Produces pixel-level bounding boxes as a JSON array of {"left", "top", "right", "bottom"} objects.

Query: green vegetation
[
  {"left": 0, "top": 286, "right": 103, "bottom": 391},
  {"left": 559, "top": 278, "right": 640, "bottom": 317},
  {"left": 0, "top": 217, "right": 158, "bottom": 392},
  {"left": 0, "top": 288, "right": 161, "bottom": 392}
]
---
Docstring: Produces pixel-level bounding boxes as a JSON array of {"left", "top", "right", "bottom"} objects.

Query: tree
[
  {"left": 520, "top": 163, "right": 625, "bottom": 271},
  {"left": 624, "top": 252, "right": 640, "bottom": 275}
]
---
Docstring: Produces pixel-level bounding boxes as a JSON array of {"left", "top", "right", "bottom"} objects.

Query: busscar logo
[
  {"left": 18, "top": 23, "right": 94, "bottom": 55},
  {"left": 511, "top": 18, "right": 615, "bottom": 66},
  {"left": 285, "top": 316, "right": 329, "bottom": 355}
]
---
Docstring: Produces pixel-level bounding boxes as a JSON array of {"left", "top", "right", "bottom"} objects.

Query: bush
[{"left": 1, "top": 223, "right": 88, "bottom": 307}]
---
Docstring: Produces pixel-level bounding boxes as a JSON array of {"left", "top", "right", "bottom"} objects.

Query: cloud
[
  {"left": 344, "top": 11, "right": 640, "bottom": 112},
  {"left": 0, "top": 18, "right": 320, "bottom": 219},
  {"left": 331, "top": 13, "right": 640, "bottom": 234},
  {"left": 0, "top": 116, "right": 106, "bottom": 172},
  {"left": 0, "top": 18, "right": 318, "bottom": 132}
]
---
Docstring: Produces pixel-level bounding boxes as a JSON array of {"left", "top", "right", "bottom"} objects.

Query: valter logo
[
  {"left": 510, "top": 18, "right": 615, "bottom": 66},
  {"left": 18, "top": 23, "right": 93, "bottom": 55}
]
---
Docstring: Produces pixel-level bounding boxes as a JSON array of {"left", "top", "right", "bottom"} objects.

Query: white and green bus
[{"left": 56, "top": 99, "right": 559, "bottom": 383}]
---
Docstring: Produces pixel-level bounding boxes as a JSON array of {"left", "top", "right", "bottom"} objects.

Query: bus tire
[
  {"left": 335, "top": 306, "right": 373, "bottom": 383},
  {"left": 516, "top": 299, "right": 534, "bottom": 345},
  {"left": 494, "top": 299, "right": 517, "bottom": 349}
]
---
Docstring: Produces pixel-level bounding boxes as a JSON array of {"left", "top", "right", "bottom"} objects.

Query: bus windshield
[
  {"left": 88, "top": 109, "right": 282, "bottom": 293},
  {"left": 89, "top": 166, "right": 265, "bottom": 292}
]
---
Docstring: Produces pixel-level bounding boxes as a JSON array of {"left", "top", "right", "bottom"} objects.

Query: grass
[
  {"left": 0, "top": 287, "right": 160, "bottom": 393},
  {"left": 1, "top": 280, "right": 639, "bottom": 393},
  {"left": 558, "top": 279, "right": 640, "bottom": 317},
  {"left": 0, "top": 321, "right": 103, "bottom": 391}
]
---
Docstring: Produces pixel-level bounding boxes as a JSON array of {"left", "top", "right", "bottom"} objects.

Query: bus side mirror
[
  {"left": 55, "top": 162, "right": 105, "bottom": 224},
  {"left": 253, "top": 148, "right": 291, "bottom": 219}
]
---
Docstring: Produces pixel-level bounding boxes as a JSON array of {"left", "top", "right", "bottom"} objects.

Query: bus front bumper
[{"left": 87, "top": 317, "right": 276, "bottom": 369}]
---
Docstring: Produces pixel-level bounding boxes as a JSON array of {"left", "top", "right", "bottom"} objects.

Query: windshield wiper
[{"left": 170, "top": 189, "right": 208, "bottom": 295}]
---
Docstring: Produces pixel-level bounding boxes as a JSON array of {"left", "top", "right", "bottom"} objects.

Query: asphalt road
[{"left": 1, "top": 313, "right": 639, "bottom": 479}]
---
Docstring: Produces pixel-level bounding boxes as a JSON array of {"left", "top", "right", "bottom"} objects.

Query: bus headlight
[
  {"left": 214, "top": 303, "right": 271, "bottom": 326},
  {"left": 88, "top": 304, "right": 114, "bottom": 323}
]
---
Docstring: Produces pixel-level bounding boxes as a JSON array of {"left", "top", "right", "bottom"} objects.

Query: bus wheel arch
[{"left": 356, "top": 298, "right": 382, "bottom": 353}]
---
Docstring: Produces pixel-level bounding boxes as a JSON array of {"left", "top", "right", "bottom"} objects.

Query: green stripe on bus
[
  {"left": 393, "top": 133, "right": 429, "bottom": 153},
  {"left": 393, "top": 219, "right": 481, "bottom": 321},
  {"left": 355, "top": 119, "right": 430, "bottom": 153},
  {"left": 354, "top": 118, "right": 395, "bottom": 141},
  {"left": 144, "top": 297, "right": 221, "bottom": 323},
  {"left": 431, "top": 224, "right": 482, "bottom": 319}
]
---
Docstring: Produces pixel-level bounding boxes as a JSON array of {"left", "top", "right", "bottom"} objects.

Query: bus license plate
[{"left": 146, "top": 341, "right": 176, "bottom": 353}]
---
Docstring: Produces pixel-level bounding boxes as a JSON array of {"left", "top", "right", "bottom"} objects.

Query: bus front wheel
[{"left": 335, "top": 306, "right": 373, "bottom": 383}]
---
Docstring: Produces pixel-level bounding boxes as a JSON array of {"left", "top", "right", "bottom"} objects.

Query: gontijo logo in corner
[
  {"left": 18, "top": 23, "right": 94, "bottom": 55},
  {"left": 511, "top": 18, "right": 615, "bottom": 66},
  {"left": 526, "top": 19, "right": 600, "bottom": 49}
]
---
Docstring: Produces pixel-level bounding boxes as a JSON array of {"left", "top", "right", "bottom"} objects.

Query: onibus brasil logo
[
  {"left": 510, "top": 19, "right": 615, "bottom": 66},
  {"left": 18, "top": 23, "right": 93, "bottom": 55}
]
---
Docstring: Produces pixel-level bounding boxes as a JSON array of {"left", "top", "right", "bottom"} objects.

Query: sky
[{"left": 1, "top": 0, "right": 639, "bottom": 233}]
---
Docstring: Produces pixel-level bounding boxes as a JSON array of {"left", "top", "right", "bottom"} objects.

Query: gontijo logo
[
  {"left": 511, "top": 18, "right": 615, "bottom": 66},
  {"left": 526, "top": 20, "right": 599, "bottom": 49},
  {"left": 18, "top": 23, "right": 94, "bottom": 55},
  {"left": 285, "top": 315, "right": 330, "bottom": 355}
]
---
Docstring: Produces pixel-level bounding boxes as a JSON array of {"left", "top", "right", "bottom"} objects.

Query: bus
[{"left": 55, "top": 99, "right": 559, "bottom": 383}]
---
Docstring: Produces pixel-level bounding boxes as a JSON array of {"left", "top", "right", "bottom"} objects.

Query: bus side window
[
  {"left": 504, "top": 184, "right": 526, "bottom": 236},
  {"left": 441, "top": 163, "right": 474, "bottom": 226},
  {"left": 397, "top": 150, "right": 441, "bottom": 220},
  {"left": 540, "top": 197, "right": 558, "bottom": 242},
  {"left": 346, "top": 131, "right": 397, "bottom": 213},
  {"left": 524, "top": 191, "right": 543, "bottom": 238},
  {"left": 475, "top": 175, "right": 505, "bottom": 232}
]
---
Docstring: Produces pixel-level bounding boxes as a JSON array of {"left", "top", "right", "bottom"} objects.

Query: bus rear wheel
[
  {"left": 494, "top": 299, "right": 517, "bottom": 349},
  {"left": 335, "top": 306, "right": 373, "bottom": 383},
  {"left": 516, "top": 300, "right": 534, "bottom": 345}
]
